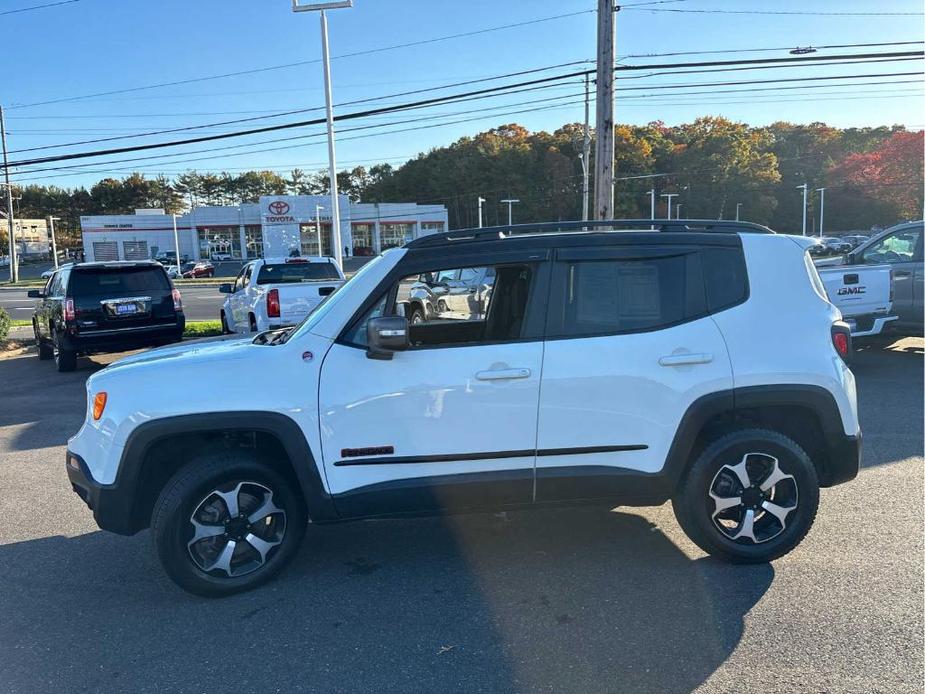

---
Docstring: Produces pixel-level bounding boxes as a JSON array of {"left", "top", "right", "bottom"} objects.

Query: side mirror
[
  {"left": 27, "top": 289, "right": 43, "bottom": 298},
  {"left": 219, "top": 283, "right": 233, "bottom": 294},
  {"left": 366, "top": 316, "right": 409, "bottom": 360},
  {"left": 845, "top": 252, "right": 857, "bottom": 265}
]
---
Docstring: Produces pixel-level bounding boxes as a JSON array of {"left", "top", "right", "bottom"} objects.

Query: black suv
[{"left": 29, "top": 261, "right": 185, "bottom": 372}]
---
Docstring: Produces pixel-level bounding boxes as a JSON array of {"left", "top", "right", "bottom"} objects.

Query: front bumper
[{"left": 66, "top": 451, "right": 136, "bottom": 535}]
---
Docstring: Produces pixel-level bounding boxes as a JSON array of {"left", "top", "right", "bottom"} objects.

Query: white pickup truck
[
  {"left": 219, "top": 257, "right": 345, "bottom": 334},
  {"left": 816, "top": 263, "right": 895, "bottom": 337}
]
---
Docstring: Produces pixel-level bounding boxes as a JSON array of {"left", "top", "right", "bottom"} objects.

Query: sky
[{"left": 1, "top": 0, "right": 923, "bottom": 190}]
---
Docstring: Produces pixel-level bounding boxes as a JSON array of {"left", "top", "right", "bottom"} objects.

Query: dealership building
[{"left": 79, "top": 195, "right": 449, "bottom": 263}]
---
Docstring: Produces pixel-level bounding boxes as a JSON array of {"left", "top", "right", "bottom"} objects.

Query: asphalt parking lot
[{"left": 0, "top": 339, "right": 921, "bottom": 693}]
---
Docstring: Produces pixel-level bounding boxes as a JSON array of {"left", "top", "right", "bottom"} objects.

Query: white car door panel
[{"left": 318, "top": 341, "right": 543, "bottom": 512}]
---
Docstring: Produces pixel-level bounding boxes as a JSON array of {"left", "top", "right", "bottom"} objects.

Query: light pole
[
  {"left": 816, "top": 187, "right": 826, "bottom": 236},
  {"left": 796, "top": 183, "right": 808, "bottom": 236},
  {"left": 171, "top": 214, "right": 182, "bottom": 274},
  {"left": 676, "top": 204, "right": 683, "bottom": 220},
  {"left": 477, "top": 196, "right": 485, "bottom": 228},
  {"left": 660, "top": 193, "right": 678, "bottom": 220},
  {"left": 48, "top": 216, "right": 60, "bottom": 269},
  {"left": 735, "top": 202, "right": 742, "bottom": 221},
  {"left": 291, "top": 0, "right": 352, "bottom": 271},
  {"left": 315, "top": 204, "right": 324, "bottom": 255},
  {"left": 500, "top": 199, "right": 520, "bottom": 226}
]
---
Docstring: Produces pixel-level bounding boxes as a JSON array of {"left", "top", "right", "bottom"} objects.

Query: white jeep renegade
[{"left": 66, "top": 219, "right": 860, "bottom": 597}]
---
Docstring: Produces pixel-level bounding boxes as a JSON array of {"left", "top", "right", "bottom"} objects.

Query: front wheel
[
  {"left": 151, "top": 453, "right": 307, "bottom": 597},
  {"left": 220, "top": 311, "right": 231, "bottom": 335},
  {"left": 672, "top": 429, "right": 819, "bottom": 563}
]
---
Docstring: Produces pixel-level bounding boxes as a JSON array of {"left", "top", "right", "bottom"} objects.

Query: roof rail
[{"left": 405, "top": 218, "right": 775, "bottom": 249}]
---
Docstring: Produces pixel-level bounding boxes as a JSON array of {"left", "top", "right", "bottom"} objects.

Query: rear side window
[
  {"left": 701, "top": 246, "right": 748, "bottom": 311},
  {"left": 69, "top": 267, "right": 169, "bottom": 295},
  {"left": 549, "top": 253, "right": 704, "bottom": 337},
  {"left": 256, "top": 262, "right": 340, "bottom": 284}
]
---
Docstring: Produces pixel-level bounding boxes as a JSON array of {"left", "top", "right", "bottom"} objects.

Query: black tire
[
  {"left": 220, "top": 311, "right": 231, "bottom": 335},
  {"left": 151, "top": 452, "right": 307, "bottom": 597},
  {"left": 408, "top": 306, "right": 425, "bottom": 325},
  {"left": 672, "top": 428, "right": 819, "bottom": 564},
  {"left": 35, "top": 322, "right": 53, "bottom": 360},
  {"left": 249, "top": 314, "right": 258, "bottom": 333},
  {"left": 53, "top": 331, "right": 77, "bottom": 372}
]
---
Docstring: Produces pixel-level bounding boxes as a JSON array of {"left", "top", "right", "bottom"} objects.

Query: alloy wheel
[
  {"left": 708, "top": 452, "right": 798, "bottom": 544},
  {"left": 187, "top": 481, "right": 287, "bottom": 577}
]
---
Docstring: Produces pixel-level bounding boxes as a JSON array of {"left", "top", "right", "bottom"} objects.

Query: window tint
[
  {"left": 701, "top": 246, "right": 748, "bottom": 311},
  {"left": 343, "top": 263, "right": 533, "bottom": 349},
  {"left": 70, "top": 267, "right": 169, "bottom": 295},
  {"left": 551, "top": 254, "right": 703, "bottom": 337},
  {"left": 256, "top": 262, "right": 341, "bottom": 284}
]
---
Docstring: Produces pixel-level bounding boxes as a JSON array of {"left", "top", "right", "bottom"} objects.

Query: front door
[
  {"left": 858, "top": 223, "right": 923, "bottom": 326},
  {"left": 535, "top": 245, "right": 734, "bottom": 501},
  {"left": 318, "top": 256, "right": 549, "bottom": 517}
]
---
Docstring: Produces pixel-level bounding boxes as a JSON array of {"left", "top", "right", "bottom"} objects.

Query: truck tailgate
[
  {"left": 274, "top": 281, "right": 344, "bottom": 324},
  {"left": 818, "top": 264, "right": 892, "bottom": 319}
]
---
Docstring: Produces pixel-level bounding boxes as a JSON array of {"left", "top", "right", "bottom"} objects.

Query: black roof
[{"left": 405, "top": 218, "right": 774, "bottom": 250}]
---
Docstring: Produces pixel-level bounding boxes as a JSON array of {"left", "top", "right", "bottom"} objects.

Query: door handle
[
  {"left": 476, "top": 368, "right": 531, "bottom": 381},
  {"left": 658, "top": 353, "right": 713, "bottom": 367},
  {"left": 893, "top": 270, "right": 911, "bottom": 278}
]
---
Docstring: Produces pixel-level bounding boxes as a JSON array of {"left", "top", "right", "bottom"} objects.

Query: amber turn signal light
[{"left": 92, "top": 392, "right": 108, "bottom": 420}]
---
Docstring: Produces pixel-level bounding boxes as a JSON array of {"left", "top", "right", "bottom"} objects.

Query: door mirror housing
[
  {"left": 27, "top": 289, "right": 43, "bottom": 298},
  {"left": 218, "top": 283, "right": 233, "bottom": 294},
  {"left": 366, "top": 316, "right": 409, "bottom": 360}
]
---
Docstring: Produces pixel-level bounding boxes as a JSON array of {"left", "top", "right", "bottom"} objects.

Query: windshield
[{"left": 256, "top": 262, "right": 341, "bottom": 284}]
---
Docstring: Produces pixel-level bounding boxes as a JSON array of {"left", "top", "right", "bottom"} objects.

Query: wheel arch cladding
[{"left": 119, "top": 411, "right": 336, "bottom": 533}]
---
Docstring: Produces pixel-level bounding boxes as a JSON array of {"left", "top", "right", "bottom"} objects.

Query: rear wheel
[
  {"left": 249, "top": 314, "right": 258, "bottom": 333},
  {"left": 53, "top": 331, "right": 77, "bottom": 372},
  {"left": 151, "top": 453, "right": 306, "bottom": 597},
  {"left": 672, "top": 428, "right": 819, "bottom": 563},
  {"left": 34, "top": 321, "right": 53, "bottom": 360},
  {"left": 408, "top": 306, "right": 425, "bottom": 325},
  {"left": 220, "top": 311, "right": 231, "bottom": 335}
]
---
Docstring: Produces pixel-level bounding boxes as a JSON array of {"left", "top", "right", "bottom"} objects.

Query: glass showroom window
[
  {"left": 197, "top": 226, "right": 242, "bottom": 260},
  {"left": 300, "top": 223, "right": 332, "bottom": 257},
  {"left": 380, "top": 223, "right": 411, "bottom": 250},
  {"left": 352, "top": 223, "right": 374, "bottom": 256},
  {"left": 245, "top": 226, "right": 264, "bottom": 259}
]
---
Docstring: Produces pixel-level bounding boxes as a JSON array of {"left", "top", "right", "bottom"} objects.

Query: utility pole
[
  {"left": 660, "top": 193, "right": 678, "bottom": 220},
  {"left": 580, "top": 74, "right": 592, "bottom": 221},
  {"left": 796, "top": 183, "right": 808, "bottom": 236},
  {"left": 291, "top": 0, "right": 353, "bottom": 271},
  {"left": 500, "top": 199, "right": 520, "bottom": 226},
  {"left": 816, "top": 187, "right": 826, "bottom": 236},
  {"left": 593, "top": 0, "right": 616, "bottom": 220},
  {"left": 735, "top": 202, "right": 742, "bottom": 221},
  {"left": 1, "top": 106, "right": 17, "bottom": 283},
  {"left": 48, "top": 216, "right": 60, "bottom": 269},
  {"left": 477, "top": 196, "right": 485, "bottom": 228}
]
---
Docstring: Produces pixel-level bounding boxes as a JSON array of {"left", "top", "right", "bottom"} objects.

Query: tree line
[{"left": 4, "top": 117, "right": 921, "bottom": 250}]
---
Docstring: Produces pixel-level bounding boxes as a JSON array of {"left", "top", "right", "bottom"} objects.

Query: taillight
[
  {"left": 64, "top": 297, "right": 75, "bottom": 321},
  {"left": 267, "top": 288, "right": 280, "bottom": 318},
  {"left": 831, "top": 322, "right": 852, "bottom": 360},
  {"left": 171, "top": 288, "right": 183, "bottom": 311}
]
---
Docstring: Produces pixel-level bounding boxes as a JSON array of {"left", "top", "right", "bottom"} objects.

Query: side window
[
  {"left": 701, "top": 246, "right": 748, "bottom": 312},
  {"left": 233, "top": 266, "right": 248, "bottom": 292},
  {"left": 43, "top": 273, "right": 56, "bottom": 297},
  {"left": 342, "top": 263, "right": 535, "bottom": 349},
  {"left": 548, "top": 253, "right": 704, "bottom": 338},
  {"left": 861, "top": 227, "right": 922, "bottom": 264}
]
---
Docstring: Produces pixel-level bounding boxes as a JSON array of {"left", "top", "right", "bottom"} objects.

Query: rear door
[
  {"left": 535, "top": 243, "right": 735, "bottom": 502},
  {"left": 68, "top": 264, "right": 175, "bottom": 333}
]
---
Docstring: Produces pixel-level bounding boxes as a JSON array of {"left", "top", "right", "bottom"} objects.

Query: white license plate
[{"left": 115, "top": 303, "right": 137, "bottom": 315}]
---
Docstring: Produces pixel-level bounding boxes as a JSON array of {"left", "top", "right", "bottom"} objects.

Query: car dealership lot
[{"left": 0, "top": 341, "right": 921, "bottom": 692}]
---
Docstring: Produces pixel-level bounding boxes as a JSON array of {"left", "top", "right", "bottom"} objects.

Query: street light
[
  {"left": 171, "top": 214, "right": 182, "bottom": 273},
  {"left": 477, "top": 196, "right": 485, "bottom": 228},
  {"left": 647, "top": 189, "right": 656, "bottom": 228},
  {"left": 796, "top": 183, "right": 808, "bottom": 236},
  {"left": 291, "top": 0, "right": 353, "bottom": 271},
  {"left": 500, "top": 199, "right": 520, "bottom": 226},
  {"left": 675, "top": 204, "right": 683, "bottom": 220},
  {"left": 47, "top": 216, "right": 60, "bottom": 269},
  {"left": 660, "top": 192, "right": 678, "bottom": 220},
  {"left": 815, "top": 187, "right": 826, "bottom": 236},
  {"left": 315, "top": 204, "right": 325, "bottom": 255},
  {"left": 735, "top": 202, "right": 742, "bottom": 221}
]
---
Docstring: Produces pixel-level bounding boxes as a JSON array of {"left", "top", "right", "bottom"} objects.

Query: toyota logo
[{"left": 268, "top": 201, "right": 290, "bottom": 215}]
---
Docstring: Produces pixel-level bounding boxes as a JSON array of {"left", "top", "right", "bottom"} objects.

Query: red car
[{"left": 182, "top": 261, "right": 215, "bottom": 278}]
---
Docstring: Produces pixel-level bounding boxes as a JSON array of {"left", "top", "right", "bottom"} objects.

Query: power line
[
  {"left": 9, "top": 50, "right": 922, "bottom": 155},
  {"left": 623, "top": 7, "right": 924, "bottom": 16},
  {"left": 0, "top": 0, "right": 77, "bottom": 16},
  {"left": 618, "top": 40, "right": 924, "bottom": 60}
]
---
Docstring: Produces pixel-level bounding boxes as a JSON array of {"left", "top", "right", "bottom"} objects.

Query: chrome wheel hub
[
  {"left": 709, "top": 453, "right": 798, "bottom": 544},
  {"left": 187, "top": 481, "right": 286, "bottom": 577}
]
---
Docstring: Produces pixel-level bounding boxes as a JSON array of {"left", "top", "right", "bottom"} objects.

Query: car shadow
[{"left": 0, "top": 508, "right": 773, "bottom": 693}]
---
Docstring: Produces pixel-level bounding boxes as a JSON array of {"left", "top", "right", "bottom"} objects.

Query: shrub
[{"left": 0, "top": 307, "right": 10, "bottom": 341}]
